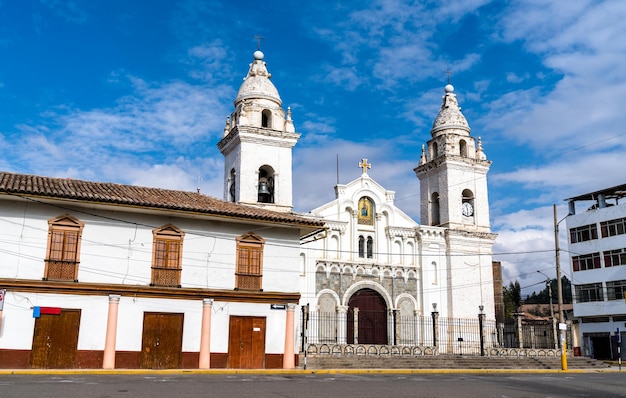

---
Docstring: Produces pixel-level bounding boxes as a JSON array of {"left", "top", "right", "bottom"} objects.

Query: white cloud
[{"left": 6, "top": 74, "right": 233, "bottom": 192}]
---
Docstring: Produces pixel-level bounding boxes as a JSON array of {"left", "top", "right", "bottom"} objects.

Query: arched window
[
  {"left": 44, "top": 215, "right": 84, "bottom": 281},
  {"left": 262, "top": 109, "right": 272, "bottom": 128},
  {"left": 357, "top": 197, "right": 375, "bottom": 225},
  {"left": 257, "top": 166, "right": 275, "bottom": 203},
  {"left": 151, "top": 224, "right": 185, "bottom": 287},
  {"left": 330, "top": 234, "right": 339, "bottom": 259},
  {"left": 367, "top": 236, "right": 374, "bottom": 259},
  {"left": 459, "top": 139, "right": 468, "bottom": 157},
  {"left": 394, "top": 241, "right": 402, "bottom": 264},
  {"left": 432, "top": 261, "right": 438, "bottom": 285},
  {"left": 358, "top": 235, "right": 365, "bottom": 258},
  {"left": 229, "top": 168, "right": 236, "bottom": 202},
  {"left": 236, "top": 232, "right": 264, "bottom": 290},
  {"left": 430, "top": 192, "right": 440, "bottom": 226},
  {"left": 432, "top": 142, "right": 439, "bottom": 158}
]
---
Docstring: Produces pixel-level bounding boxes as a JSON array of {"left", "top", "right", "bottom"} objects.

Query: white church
[{"left": 0, "top": 48, "right": 496, "bottom": 369}]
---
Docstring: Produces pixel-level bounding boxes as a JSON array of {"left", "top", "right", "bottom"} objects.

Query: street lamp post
[{"left": 554, "top": 204, "right": 568, "bottom": 371}]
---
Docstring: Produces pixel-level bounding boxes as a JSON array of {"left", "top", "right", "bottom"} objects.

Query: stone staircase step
[{"left": 299, "top": 354, "right": 611, "bottom": 370}]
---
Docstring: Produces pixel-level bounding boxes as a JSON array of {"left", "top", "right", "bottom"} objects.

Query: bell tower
[
  {"left": 414, "top": 84, "right": 492, "bottom": 233},
  {"left": 415, "top": 84, "right": 496, "bottom": 320},
  {"left": 217, "top": 49, "right": 299, "bottom": 212}
]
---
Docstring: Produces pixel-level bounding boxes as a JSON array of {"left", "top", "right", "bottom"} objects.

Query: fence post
[
  {"left": 300, "top": 304, "right": 309, "bottom": 353},
  {"left": 393, "top": 309, "right": 398, "bottom": 346},
  {"left": 515, "top": 312, "right": 524, "bottom": 348},
  {"left": 431, "top": 303, "right": 439, "bottom": 348},
  {"left": 478, "top": 305, "right": 485, "bottom": 356}
]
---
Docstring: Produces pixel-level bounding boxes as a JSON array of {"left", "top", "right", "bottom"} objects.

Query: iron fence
[{"left": 302, "top": 310, "right": 569, "bottom": 356}]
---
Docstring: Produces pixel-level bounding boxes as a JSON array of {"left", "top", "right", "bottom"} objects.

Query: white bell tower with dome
[
  {"left": 414, "top": 84, "right": 491, "bottom": 232},
  {"left": 217, "top": 49, "right": 299, "bottom": 212},
  {"left": 414, "top": 83, "right": 497, "bottom": 320}
]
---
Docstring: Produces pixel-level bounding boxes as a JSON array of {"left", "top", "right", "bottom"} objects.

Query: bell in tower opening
[{"left": 257, "top": 167, "right": 274, "bottom": 203}]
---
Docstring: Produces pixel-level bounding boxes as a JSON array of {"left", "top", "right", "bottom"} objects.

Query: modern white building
[{"left": 566, "top": 184, "right": 626, "bottom": 359}]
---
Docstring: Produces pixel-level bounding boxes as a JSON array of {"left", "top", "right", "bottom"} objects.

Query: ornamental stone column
[
  {"left": 198, "top": 298, "right": 213, "bottom": 369},
  {"left": 283, "top": 304, "right": 296, "bottom": 369},
  {"left": 337, "top": 305, "right": 348, "bottom": 344},
  {"left": 103, "top": 294, "right": 121, "bottom": 369}
]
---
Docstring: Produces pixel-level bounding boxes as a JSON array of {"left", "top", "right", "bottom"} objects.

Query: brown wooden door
[
  {"left": 227, "top": 316, "right": 266, "bottom": 369},
  {"left": 347, "top": 288, "right": 388, "bottom": 345},
  {"left": 140, "top": 312, "right": 184, "bottom": 369},
  {"left": 31, "top": 309, "right": 81, "bottom": 369}
]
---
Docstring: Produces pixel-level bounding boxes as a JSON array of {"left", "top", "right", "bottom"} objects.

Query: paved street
[{"left": 0, "top": 372, "right": 624, "bottom": 398}]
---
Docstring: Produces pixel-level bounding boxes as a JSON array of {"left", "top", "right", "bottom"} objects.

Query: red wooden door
[
  {"left": 347, "top": 289, "right": 388, "bottom": 344},
  {"left": 30, "top": 309, "right": 81, "bottom": 369},
  {"left": 140, "top": 312, "right": 184, "bottom": 369},
  {"left": 227, "top": 316, "right": 266, "bottom": 369}
]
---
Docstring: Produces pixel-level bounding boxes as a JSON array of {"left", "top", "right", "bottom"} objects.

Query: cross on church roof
[
  {"left": 359, "top": 158, "right": 371, "bottom": 174},
  {"left": 445, "top": 68, "right": 453, "bottom": 84},
  {"left": 254, "top": 33, "right": 264, "bottom": 50}
]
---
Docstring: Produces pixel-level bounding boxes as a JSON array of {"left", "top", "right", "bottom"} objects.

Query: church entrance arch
[{"left": 346, "top": 288, "right": 388, "bottom": 345}]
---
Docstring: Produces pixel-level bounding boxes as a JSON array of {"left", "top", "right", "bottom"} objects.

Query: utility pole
[
  {"left": 554, "top": 204, "right": 568, "bottom": 371},
  {"left": 537, "top": 270, "right": 557, "bottom": 349}
]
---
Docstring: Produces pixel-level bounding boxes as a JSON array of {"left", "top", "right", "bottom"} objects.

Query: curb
[{"left": 0, "top": 367, "right": 619, "bottom": 376}]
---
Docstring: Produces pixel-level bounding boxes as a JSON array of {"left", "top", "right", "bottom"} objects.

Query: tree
[
  {"left": 503, "top": 280, "right": 521, "bottom": 319},
  {"left": 525, "top": 275, "right": 572, "bottom": 305}
]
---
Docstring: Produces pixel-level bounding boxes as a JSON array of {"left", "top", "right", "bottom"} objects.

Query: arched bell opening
[
  {"left": 261, "top": 109, "right": 272, "bottom": 128},
  {"left": 257, "top": 166, "right": 275, "bottom": 203}
]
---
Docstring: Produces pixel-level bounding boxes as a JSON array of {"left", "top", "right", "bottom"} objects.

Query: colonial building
[
  {"left": 0, "top": 173, "right": 323, "bottom": 369},
  {"left": 299, "top": 84, "right": 497, "bottom": 350}
]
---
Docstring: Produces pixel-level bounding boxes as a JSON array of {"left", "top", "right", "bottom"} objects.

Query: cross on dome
[
  {"left": 254, "top": 33, "right": 264, "bottom": 50},
  {"left": 359, "top": 159, "right": 371, "bottom": 174}
]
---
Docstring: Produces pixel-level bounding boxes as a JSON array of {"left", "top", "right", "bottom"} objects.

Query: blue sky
[{"left": 1, "top": 0, "right": 625, "bottom": 295}]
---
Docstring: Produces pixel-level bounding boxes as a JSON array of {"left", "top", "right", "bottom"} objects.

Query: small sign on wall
[
  {"left": 270, "top": 304, "right": 286, "bottom": 310},
  {"left": 32, "top": 306, "right": 62, "bottom": 318}
]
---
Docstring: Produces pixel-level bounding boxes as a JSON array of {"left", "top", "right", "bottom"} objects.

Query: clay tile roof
[{"left": 0, "top": 171, "right": 324, "bottom": 228}]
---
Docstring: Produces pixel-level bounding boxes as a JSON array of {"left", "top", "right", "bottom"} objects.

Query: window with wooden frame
[
  {"left": 44, "top": 215, "right": 84, "bottom": 281},
  {"left": 235, "top": 232, "right": 264, "bottom": 290},
  {"left": 151, "top": 225, "right": 184, "bottom": 287}
]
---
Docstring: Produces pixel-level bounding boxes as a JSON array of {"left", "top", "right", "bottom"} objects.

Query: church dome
[
  {"left": 430, "top": 84, "right": 470, "bottom": 136},
  {"left": 235, "top": 50, "right": 282, "bottom": 106}
]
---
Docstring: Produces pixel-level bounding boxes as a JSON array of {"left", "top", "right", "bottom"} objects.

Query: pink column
[
  {"left": 102, "top": 294, "right": 121, "bottom": 369},
  {"left": 198, "top": 298, "right": 213, "bottom": 369},
  {"left": 283, "top": 303, "right": 296, "bottom": 369}
]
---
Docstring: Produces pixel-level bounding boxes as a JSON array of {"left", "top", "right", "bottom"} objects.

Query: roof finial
[
  {"left": 254, "top": 33, "right": 264, "bottom": 50},
  {"left": 445, "top": 68, "right": 453, "bottom": 84}
]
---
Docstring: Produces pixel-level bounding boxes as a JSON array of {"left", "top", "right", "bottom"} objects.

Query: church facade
[{"left": 298, "top": 87, "right": 496, "bottom": 350}]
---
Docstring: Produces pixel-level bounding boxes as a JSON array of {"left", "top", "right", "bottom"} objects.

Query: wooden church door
[{"left": 347, "top": 289, "right": 388, "bottom": 345}]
